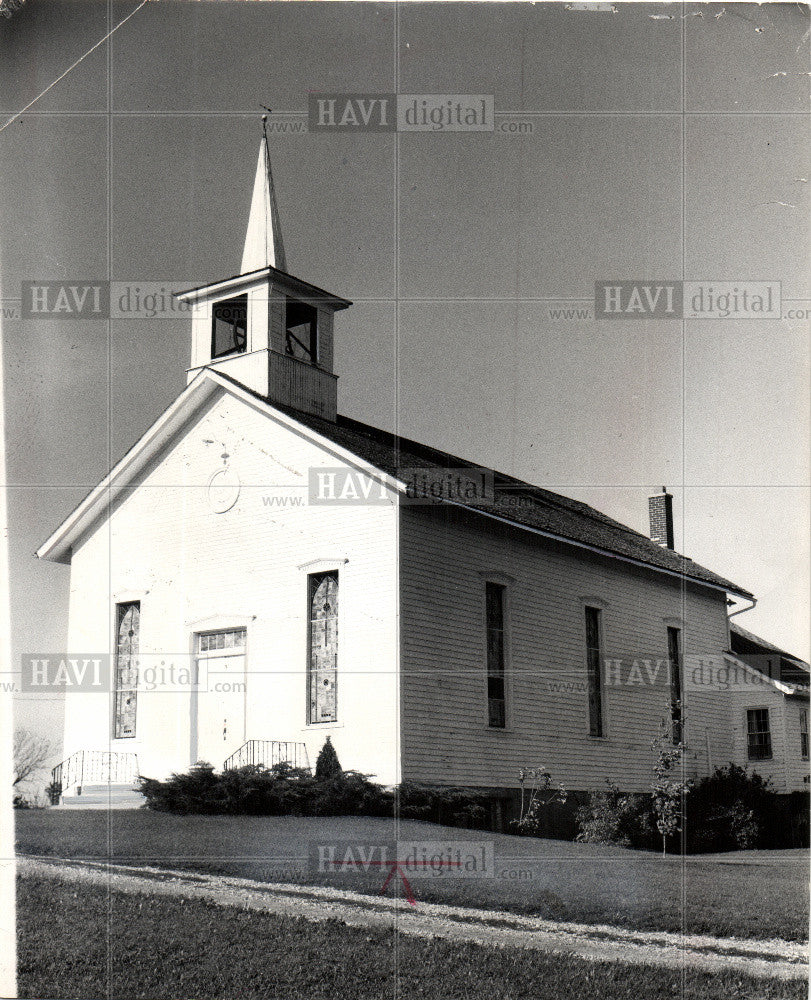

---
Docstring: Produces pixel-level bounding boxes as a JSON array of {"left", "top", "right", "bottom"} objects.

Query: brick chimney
[{"left": 648, "top": 488, "right": 674, "bottom": 549}]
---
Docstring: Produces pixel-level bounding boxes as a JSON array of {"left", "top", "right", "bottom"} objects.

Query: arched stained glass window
[
  {"left": 114, "top": 602, "right": 140, "bottom": 739},
  {"left": 308, "top": 572, "right": 338, "bottom": 723}
]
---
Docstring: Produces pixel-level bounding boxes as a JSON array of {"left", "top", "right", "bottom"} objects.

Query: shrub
[
  {"left": 139, "top": 762, "right": 226, "bottom": 814},
  {"left": 139, "top": 760, "right": 390, "bottom": 817},
  {"left": 650, "top": 728, "right": 692, "bottom": 855},
  {"left": 45, "top": 782, "right": 62, "bottom": 806},
  {"left": 575, "top": 781, "right": 653, "bottom": 848},
  {"left": 396, "top": 783, "right": 488, "bottom": 829},
  {"left": 314, "top": 737, "right": 342, "bottom": 781},
  {"left": 309, "top": 770, "right": 392, "bottom": 817},
  {"left": 510, "top": 767, "right": 567, "bottom": 836},
  {"left": 217, "top": 763, "right": 316, "bottom": 816},
  {"left": 141, "top": 765, "right": 519, "bottom": 830},
  {"left": 686, "top": 764, "right": 778, "bottom": 852}
]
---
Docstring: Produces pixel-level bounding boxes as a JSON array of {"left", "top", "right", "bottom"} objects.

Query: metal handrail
[
  {"left": 50, "top": 750, "right": 139, "bottom": 800},
  {"left": 223, "top": 740, "right": 310, "bottom": 773}
]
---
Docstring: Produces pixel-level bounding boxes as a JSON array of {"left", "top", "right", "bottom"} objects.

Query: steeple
[
  {"left": 241, "top": 119, "right": 287, "bottom": 273},
  {"left": 176, "top": 123, "right": 351, "bottom": 421}
]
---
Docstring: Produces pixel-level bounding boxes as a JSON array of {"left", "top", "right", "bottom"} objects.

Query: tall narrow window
[
  {"left": 285, "top": 298, "right": 318, "bottom": 364},
  {"left": 486, "top": 582, "right": 506, "bottom": 728},
  {"left": 585, "top": 607, "right": 604, "bottom": 737},
  {"left": 800, "top": 709, "right": 808, "bottom": 760},
  {"left": 211, "top": 295, "right": 248, "bottom": 359},
  {"left": 308, "top": 572, "right": 338, "bottom": 723},
  {"left": 114, "top": 602, "right": 140, "bottom": 739},
  {"left": 747, "top": 708, "right": 772, "bottom": 760},
  {"left": 667, "top": 626, "right": 683, "bottom": 744}
]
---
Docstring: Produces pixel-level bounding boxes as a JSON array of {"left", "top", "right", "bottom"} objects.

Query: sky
[{"left": 1, "top": 0, "right": 809, "bottom": 756}]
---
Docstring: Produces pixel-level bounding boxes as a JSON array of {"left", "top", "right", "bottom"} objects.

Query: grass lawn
[
  {"left": 16, "top": 809, "right": 809, "bottom": 941},
  {"left": 17, "top": 874, "right": 805, "bottom": 1000}
]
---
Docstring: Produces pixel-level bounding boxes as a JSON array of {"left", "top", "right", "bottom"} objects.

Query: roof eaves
[
  {"left": 175, "top": 266, "right": 352, "bottom": 308},
  {"left": 725, "top": 653, "right": 807, "bottom": 697},
  {"left": 440, "top": 498, "right": 753, "bottom": 600},
  {"left": 36, "top": 371, "right": 221, "bottom": 563}
]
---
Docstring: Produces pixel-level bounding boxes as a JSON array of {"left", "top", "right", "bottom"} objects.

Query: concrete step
[{"left": 56, "top": 784, "right": 144, "bottom": 809}]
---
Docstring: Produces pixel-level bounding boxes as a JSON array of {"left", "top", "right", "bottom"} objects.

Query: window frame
[
  {"left": 210, "top": 294, "right": 248, "bottom": 360},
  {"left": 667, "top": 626, "right": 683, "bottom": 745},
  {"left": 746, "top": 707, "right": 773, "bottom": 761},
  {"left": 485, "top": 580, "right": 508, "bottom": 730},
  {"left": 800, "top": 708, "right": 808, "bottom": 761},
  {"left": 195, "top": 627, "right": 248, "bottom": 656},
  {"left": 584, "top": 606, "right": 605, "bottom": 738},
  {"left": 307, "top": 570, "right": 339, "bottom": 726},
  {"left": 113, "top": 600, "right": 140, "bottom": 740}
]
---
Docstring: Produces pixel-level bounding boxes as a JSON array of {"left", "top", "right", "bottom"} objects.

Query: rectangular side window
[
  {"left": 585, "top": 607, "right": 604, "bottom": 737},
  {"left": 113, "top": 602, "right": 140, "bottom": 739},
  {"left": 800, "top": 709, "right": 808, "bottom": 760},
  {"left": 667, "top": 626, "right": 682, "bottom": 744},
  {"left": 747, "top": 708, "right": 772, "bottom": 761},
  {"left": 308, "top": 572, "right": 338, "bottom": 723},
  {"left": 486, "top": 582, "right": 506, "bottom": 728}
]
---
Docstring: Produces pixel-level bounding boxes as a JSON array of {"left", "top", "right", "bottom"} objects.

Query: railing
[
  {"left": 50, "top": 750, "right": 140, "bottom": 801},
  {"left": 223, "top": 740, "right": 310, "bottom": 773}
]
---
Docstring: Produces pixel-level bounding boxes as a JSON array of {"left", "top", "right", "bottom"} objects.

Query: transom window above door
[{"left": 197, "top": 628, "right": 247, "bottom": 654}]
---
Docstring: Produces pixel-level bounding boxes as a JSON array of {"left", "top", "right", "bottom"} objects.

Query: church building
[{"left": 38, "top": 130, "right": 809, "bottom": 819}]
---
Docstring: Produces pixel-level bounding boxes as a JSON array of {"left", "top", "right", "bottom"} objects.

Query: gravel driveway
[{"left": 18, "top": 856, "right": 809, "bottom": 981}]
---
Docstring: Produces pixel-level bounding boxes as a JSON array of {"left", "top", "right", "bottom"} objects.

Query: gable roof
[
  {"left": 35, "top": 370, "right": 398, "bottom": 564},
  {"left": 730, "top": 621, "right": 809, "bottom": 674},
  {"left": 724, "top": 652, "right": 808, "bottom": 698},
  {"left": 259, "top": 395, "right": 752, "bottom": 600},
  {"left": 36, "top": 369, "right": 753, "bottom": 600}
]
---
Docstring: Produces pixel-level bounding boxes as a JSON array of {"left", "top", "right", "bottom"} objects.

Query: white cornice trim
[
  {"left": 176, "top": 270, "right": 271, "bottom": 302},
  {"left": 578, "top": 595, "right": 610, "bottom": 610},
  {"left": 477, "top": 570, "right": 517, "bottom": 586},
  {"left": 297, "top": 558, "right": 349, "bottom": 573},
  {"left": 185, "top": 614, "right": 256, "bottom": 630}
]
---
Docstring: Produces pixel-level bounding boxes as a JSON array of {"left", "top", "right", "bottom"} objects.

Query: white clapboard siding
[
  {"left": 398, "top": 503, "right": 734, "bottom": 793},
  {"left": 728, "top": 687, "right": 809, "bottom": 794},
  {"left": 63, "top": 388, "right": 399, "bottom": 784},
  {"left": 782, "top": 699, "right": 811, "bottom": 792}
]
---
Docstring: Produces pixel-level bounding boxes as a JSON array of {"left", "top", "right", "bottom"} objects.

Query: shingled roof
[
  {"left": 730, "top": 622, "right": 809, "bottom": 670},
  {"left": 37, "top": 366, "right": 753, "bottom": 599},
  {"left": 268, "top": 395, "right": 754, "bottom": 599}
]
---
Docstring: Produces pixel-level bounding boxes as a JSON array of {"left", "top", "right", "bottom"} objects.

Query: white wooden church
[{"left": 38, "top": 131, "right": 809, "bottom": 819}]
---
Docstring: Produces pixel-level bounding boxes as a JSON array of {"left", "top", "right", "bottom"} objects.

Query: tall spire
[{"left": 240, "top": 117, "right": 287, "bottom": 274}]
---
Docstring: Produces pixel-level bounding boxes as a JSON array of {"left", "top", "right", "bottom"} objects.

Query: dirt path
[{"left": 19, "top": 856, "right": 808, "bottom": 981}]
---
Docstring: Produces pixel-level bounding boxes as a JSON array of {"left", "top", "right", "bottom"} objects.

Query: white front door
[{"left": 194, "top": 629, "right": 247, "bottom": 768}]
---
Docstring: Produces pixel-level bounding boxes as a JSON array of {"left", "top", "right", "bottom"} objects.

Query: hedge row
[{"left": 138, "top": 762, "right": 489, "bottom": 827}]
